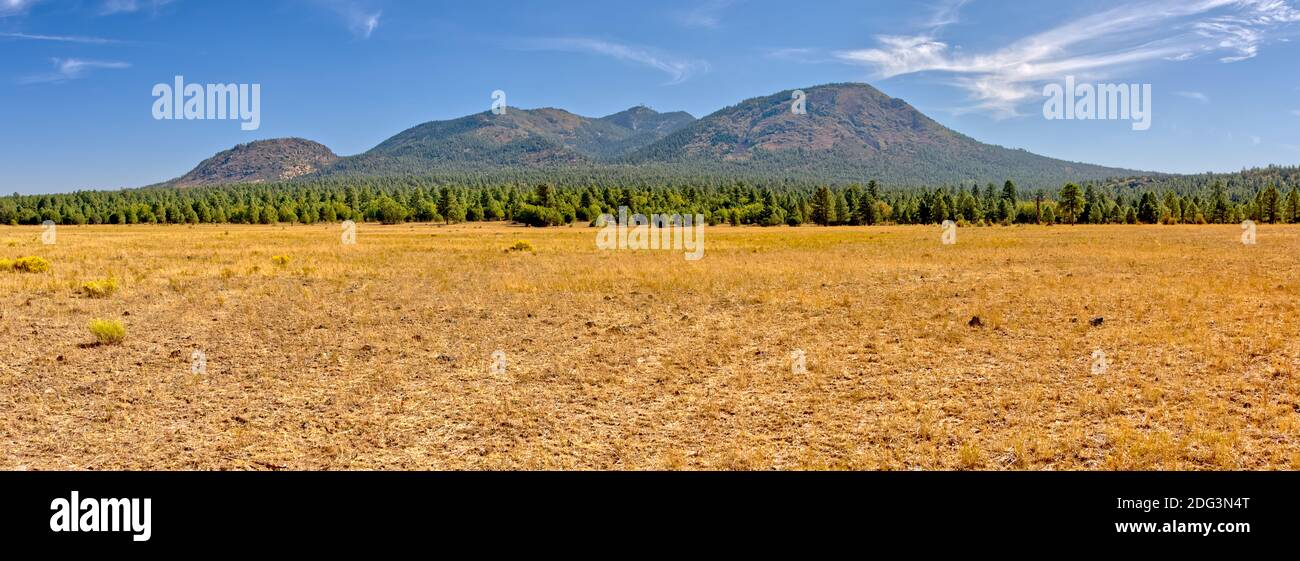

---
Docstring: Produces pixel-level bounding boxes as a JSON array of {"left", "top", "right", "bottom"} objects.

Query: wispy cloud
[
  {"left": 765, "top": 47, "right": 831, "bottom": 64},
  {"left": 676, "top": 0, "right": 739, "bottom": 29},
  {"left": 311, "top": 0, "right": 381, "bottom": 39},
  {"left": 0, "top": 0, "right": 40, "bottom": 17},
  {"left": 20, "top": 57, "right": 130, "bottom": 84},
  {"left": 835, "top": 0, "right": 1300, "bottom": 116},
  {"left": 926, "top": 0, "right": 969, "bottom": 28},
  {"left": 98, "top": 0, "right": 173, "bottom": 16},
  {"left": 1176, "top": 90, "right": 1211, "bottom": 102},
  {"left": 517, "top": 37, "right": 709, "bottom": 85},
  {"left": 0, "top": 31, "right": 124, "bottom": 44}
]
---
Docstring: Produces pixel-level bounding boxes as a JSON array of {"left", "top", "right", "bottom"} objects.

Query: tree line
[{"left": 2, "top": 170, "right": 1296, "bottom": 227}]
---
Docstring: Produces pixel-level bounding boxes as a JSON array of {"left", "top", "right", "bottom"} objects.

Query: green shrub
[
  {"left": 12, "top": 256, "right": 50, "bottom": 273},
  {"left": 87, "top": 318, "right": 126, "bottom": 345},
  {"left": 514, "top": 204, "right": 566, "bottom": 227},
  {"left": 506, "top": 240, "right": 534, "bottom": 253},
  {"left": 81, "top": 278, "right": 120, "bottom": 298}
]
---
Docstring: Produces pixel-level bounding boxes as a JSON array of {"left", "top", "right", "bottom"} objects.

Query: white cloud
[
  {"left": 765, "top": 47, "right": 830, "bottom": 63},
  {"left": 0, "top": 32, "right": 123, "bottom": 44},
  {"left": 519, "top": 38, "right": 709, "bottom": 85},
  {"left": 0, "top": 0, "right": 40, "bottom": 17},
  {"left": 98, "top": 0, "right": 173, "bottom": 15},
  {"left": 353, "top": 10, "right": 380, "bottom": 39},
  {"left": 311, "top": 0, "right": 380, "bottom": 39},
  {"left": 1176, "top": 91, "right": 1211, "bottom": 102},
  {"left": 926, "top": 0, "right": 969, "bottom": 29},
  {"left": 20, "top": 58, "right": 130, "bottom": 84},
  {"left": 677, "top": 0, "right": 739, "bottom": 29},
  {"left": 835, "top": 0, "right": 1300, "bottom": 116}
]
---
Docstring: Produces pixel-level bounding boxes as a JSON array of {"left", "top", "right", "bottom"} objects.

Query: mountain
[
  {"left": 624, "top": 83, "right": 1140, "bottom": 184},
  {"left": 168, "top": 138, "right": 337, "bottom": 187},
  {"left": 325, "top": 106, "right": 697, "bottom": 176},
  {"left": 596, "top": 106, "right": 697, "bottom": 155},
  {"left": 167, "top": 83, "right": 1147, "bottom": 188}
]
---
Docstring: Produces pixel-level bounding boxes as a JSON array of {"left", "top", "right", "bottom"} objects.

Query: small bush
[
  {"left": 506, "top": 240, "right": 534, "bottom": 253},
  {"left": 81, "top": 278, "right": 120, "bottom": 298},
  {"left": 11, "top": 256, "right": 50, "bottom": 273},
  {"left": 0, "top": 258, "right": 12, "bottom": 270},
  {"left": 87, "top": 318, "right": 126, "bottom": 345},
  {"left": 271, "top": 255, "right": 291, "bottom": 266},
  {"left": 514, "top": 204, "right": 566, "bottom": 227}
]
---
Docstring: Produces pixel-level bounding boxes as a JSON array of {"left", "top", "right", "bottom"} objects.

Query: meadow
[{"left": 2, "top": 223, "right": 1298, "bottom": 470}]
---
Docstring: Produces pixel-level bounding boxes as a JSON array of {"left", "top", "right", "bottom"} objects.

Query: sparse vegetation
[
  {"left": 271, "top": 255, "right": 291, "bottom": 266},
  {"left": 9, "top": 256, "right": 50, "bottom": 273},
  {"left": 505, "top": 240, "right": 534, "bottom": 253},
  {"left": 2, "top": 223, "right": 1298, "bottom": 470},
  {"left": 80, "top": 277, "right": 121, "bottom": 298},
  {"left": 86, "top": 318, "right": 126, "bottom": 345}
]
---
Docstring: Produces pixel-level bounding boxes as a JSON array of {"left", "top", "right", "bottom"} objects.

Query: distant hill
[
  {"left": 623, "top": 83, "right": 1140, "bottom": 185},
  {"left": 168, "top": 138, "right": 337, "bottom": 187},
  {"left": 165, "top": 83, "right": 1148, "bottom": 188},
  {"left": 325, "top": 106, "right": 697, "bottom": 176}
]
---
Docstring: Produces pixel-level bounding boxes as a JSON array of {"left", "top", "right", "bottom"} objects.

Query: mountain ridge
[{"left": 164, "top": 83, "right": 1150, "bottom": 188}]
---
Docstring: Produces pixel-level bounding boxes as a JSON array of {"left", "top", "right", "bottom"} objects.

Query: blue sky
[{"left": 2, "top": 0, "right": 1300, "bottom": 194}]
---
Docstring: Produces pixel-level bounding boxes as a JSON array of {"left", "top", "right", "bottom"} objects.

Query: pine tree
[
  {"left": 1137, "top": 192, "right": 1160, "bottom": 224},
  {"left": 1001, "top": 180, "right": 1017, "bottom": 206},
  {"left": 810, "top": 186, "right": 835, "bottom": 226},
  {"left": 439, "top": 187, "right": 466, "bottom": 224},
  {"left": 1258, "top": 185, "right": 1282, "bottom": 223},
  {"left": 1058, "top": 183, "right": 1084, "bottom": 224},
  {"left": 1210, "top": 181, "right": 1230, "bottom": 224},
  {"left": 1285, "top": 186, "right": 1300, "bottom": 224}
]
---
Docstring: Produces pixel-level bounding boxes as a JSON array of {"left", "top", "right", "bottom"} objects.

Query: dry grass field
[{"left": 2, "top": 223, "right": 1299, "bottom": 471}]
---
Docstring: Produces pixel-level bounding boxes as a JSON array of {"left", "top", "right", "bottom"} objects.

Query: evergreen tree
[
  {"left": 810, "top": 186, "right": 835, "bottom": 226},
  {"left": 1058, "top": 183, "right": 1084, "bottom": 224}
]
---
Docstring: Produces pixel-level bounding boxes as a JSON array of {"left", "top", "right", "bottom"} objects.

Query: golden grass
[{"left": 1, "top": 222, "right": 1298, "bottom": 470}]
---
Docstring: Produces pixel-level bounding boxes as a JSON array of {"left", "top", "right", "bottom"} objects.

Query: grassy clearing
[{"left": 1, "top": 223, "right": 1298, "bottom": 470}]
